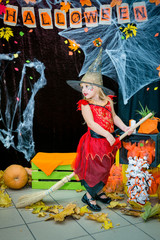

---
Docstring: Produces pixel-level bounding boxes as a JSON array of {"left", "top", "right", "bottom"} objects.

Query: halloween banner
[{"left": 4, "top": 2, "right": 148, "bottom": 29}]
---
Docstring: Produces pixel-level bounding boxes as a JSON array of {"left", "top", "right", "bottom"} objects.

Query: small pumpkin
[{"left": 3, "top": 164, "right": 28, "bottom": 189}]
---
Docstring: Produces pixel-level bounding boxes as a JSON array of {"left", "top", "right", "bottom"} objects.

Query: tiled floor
[{"left": 1, "top": 186, "right": 160, "bottom": 240}]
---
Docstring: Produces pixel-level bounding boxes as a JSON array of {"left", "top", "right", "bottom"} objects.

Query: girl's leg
[
  {"left": 81, "top": 191, "right": 101, "bottom": 211},
  {"left": 95, "top": 188, "right": 111, "bottom": 203}
]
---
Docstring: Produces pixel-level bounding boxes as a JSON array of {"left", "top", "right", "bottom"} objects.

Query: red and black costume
[{"left": 72, "top": 98, "right": 121, "bottom": 197}]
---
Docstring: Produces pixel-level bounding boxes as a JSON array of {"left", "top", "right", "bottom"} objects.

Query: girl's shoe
[
  {"left": 81, "top": 194, "right": 101, "bottom": 212},
  {"left": 95, "top": 192, "right": 111, "bottom": 204}
]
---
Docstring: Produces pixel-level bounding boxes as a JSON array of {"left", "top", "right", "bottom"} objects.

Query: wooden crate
[{"left": 31, "top": 162, "right": 85, "bottom": 190}]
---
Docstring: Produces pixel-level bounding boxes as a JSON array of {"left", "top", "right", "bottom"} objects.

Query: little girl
[{"left": 67, "top": 56, "right": 132, "bottom": 212}]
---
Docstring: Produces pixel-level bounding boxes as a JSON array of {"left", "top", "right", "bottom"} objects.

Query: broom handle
[
  {"left": 45, "top": 172, "right": 75, "bottom": 195},
  {"left": 120, "top": 112, "right": 153, "bottom": 141},
  {"left": 44, "top": 113, "right": 152, "bottom": 196}
]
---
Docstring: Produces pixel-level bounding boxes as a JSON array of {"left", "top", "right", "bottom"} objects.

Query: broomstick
[{"left": 16, "top": 112, "right": 153, "bottom": 208}]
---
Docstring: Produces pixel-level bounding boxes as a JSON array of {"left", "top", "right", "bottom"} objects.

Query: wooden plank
[
  {"left": 32, "top": 180, "right": 85, "bottom": 190},
  {"left": 32, "top": 170, "right": 75, "bottom": 180}
]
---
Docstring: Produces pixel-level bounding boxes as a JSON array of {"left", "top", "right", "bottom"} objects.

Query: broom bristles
[
  {"left": 16, "top": 172, "right": 75, "bottom": 208},
  {"left": 16, "top": 191, "right": 46, "bottom": 208}
]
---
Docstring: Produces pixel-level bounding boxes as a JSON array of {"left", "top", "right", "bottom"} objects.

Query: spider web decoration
[
  {"left": 59, "top": 0, "right": 160, "bottom": 104},
  {"left": 0, "top": 55, "right": 47, "bottom": 161}
]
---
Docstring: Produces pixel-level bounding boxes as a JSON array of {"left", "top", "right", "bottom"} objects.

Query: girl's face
[{"left": 80, "top": 83, "right": 98, "bottom": 99}]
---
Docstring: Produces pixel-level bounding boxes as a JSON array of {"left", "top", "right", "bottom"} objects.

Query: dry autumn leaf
[
  {"left": 74, "top": 206, "right": 81, "bottom": 215},
  {"left": 72, "top": 214, "right": 81, "bottom": 220},
  {"left": 149, "top": 0, "right": 160, "bottom": 6},
  {"left": 80, "top": 0, "right": 92, "bottom": 7},
  {"left": 129, "top": 201, "right": 144, "bottom": 210},
  {"left": 107, "top": 201, "right": 127, "bottom": 209},
  {"left": 46, "top": 203, "right": 77, "bottom": 222},
  {"left": 107, "top": 193, "right": 124, "bottom": 200},
  {"left": 110, "top": 0, "right": 122, "bottom": 8},
  {"left": 0, "top": 170, "right": 7, "bottom": 189},
  {"left": 0, "top": 190, "right": 12, "bottom": 207},
  {"left": 76, "top": 189, "right": 83, "bottom": 192},
  {"left": 68, "top": 39, "right": 80, "bottom": 51},
  {"left": 60, "top": 1, "right": 71, "bottom": 12},
  {"left": 38, "top": 212, "right": 47, "bottom": 217},
  {"left": 121, "top": 209, "right": 142, "bottom": 217},
  {"left": 49, "top": 205, "right": 63, "bottom": 214},
  {"left": 80, "top": 205, "right": 92, "bottom": 216},
  {"left": 101, "top": 220, "right": 113, "bottom": 230},
  {"left": 86, "top": 213, "right": 108, "bottom": 223},
  {"left": 25, "top": 201, "right": 52, "bottom": 213}
]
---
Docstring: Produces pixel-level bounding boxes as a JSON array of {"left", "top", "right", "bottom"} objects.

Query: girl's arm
[
  {"left": 110, "top": 100, "right": 132, "bottom": 133},
  {"left": 81, "top": 104, "right": 116, "bottom": 146}
]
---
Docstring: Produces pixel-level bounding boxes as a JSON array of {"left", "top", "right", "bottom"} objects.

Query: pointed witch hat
[{"left": 67, "top": 48, "right": 115, "bottom": 95}]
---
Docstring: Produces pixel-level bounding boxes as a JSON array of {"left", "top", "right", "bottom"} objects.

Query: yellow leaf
[
  {"left": 121, "top": 209, "right": 142, "bottom": 217},
  {"left": 47, "top": 203, "right": 77, "bottom": 222},
  {"left": 25, "top": 201, "right": 52, "bottom": 213},
  {"left": 72, "top": 214, "right": 81, "bottom": 220},
  {"left": 0, "top": 27, "right": 14, "bottom": 41},
  {"left": 76, "top": 189, "right": 83, "bottom": 192},
  {"left": 0, "top": 170, "right": 7, "bottom": 189},
  {"left": 107, "top": 201, "right": 127, "bottom": 208},
  {"left": 86, "top": 213, "right": 108, "bottom": 223},
  {"left": 0, "top": 190, "right": 12, "bottom": 207},
  {"left": 129, "top": 201, "right": 143, "bottom": 209},
  {"left": 107, "top": 193, "right": 124, "bottom": 200},
  {"left": 38, "top": 212, "right": 47, "bottom": 217},
  {"left": 80, "top": 205, "right": 92, "bottom": 216},
  {"left": 101, "top": 220, "right": 113, "bottom": 230},
  {"left": 45, "top": 213, "right": 55, "bottom": 221},
  {"left": 74, "top": 206, "right": 81, "bottom": 215}
]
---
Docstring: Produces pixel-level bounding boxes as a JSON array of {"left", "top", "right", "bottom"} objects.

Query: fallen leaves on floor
[
  {"left": 46, "top": 203, "right": 77, "bottom": 222},
  {"left": 86, "top": 212, "right": 108, "bottom": 222},
  {"left": 106, "top": 193, "right": 124, "bottom": 200},
  {"left": 0, "top": 170, "right": 7, "bottom": 189},
  {"left": 0, "top": 190, "right": 12, "bottom": 207},
  {"left": 121, "top": 209, "right": 142, "bottom": 217},
  {"left": 86, "top": 212, "right": 113, "bottom": 229},
  {"left": 107, "top": 201, "right": 127, "bottom": 209},
  {"left": 128, "top": 200, "right": 144, "bottom": 210},
  {"left": 140, "top": 202, "right": 160, "bottom": 221},
  {"left": 25, "top": 200, "right": 52, "bottom": 214},
  {"left": 121, "top": 201, "right": 160, "bottom": 221},
  {"left": 25, "top": 201, "right": 113, "bottom": 230},
  {"left": 101, "top": 220, "right": 114, "bottom": 230}
]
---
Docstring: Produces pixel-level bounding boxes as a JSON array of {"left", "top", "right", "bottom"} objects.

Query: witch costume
[
  {"left": 72, "top": 98, "right": 121, "bottom": 198},
  {"left": 67, "top": 48, "right": 121, "bottom": 202}
]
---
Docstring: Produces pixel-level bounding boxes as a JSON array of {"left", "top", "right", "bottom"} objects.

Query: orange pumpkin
[{"left": 3, "top": 164, "right": 28, "bottom": 189}]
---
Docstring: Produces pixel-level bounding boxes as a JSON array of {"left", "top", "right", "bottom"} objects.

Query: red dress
[{"left": 72, "top": 99, "right": 121, "bottom": 187}]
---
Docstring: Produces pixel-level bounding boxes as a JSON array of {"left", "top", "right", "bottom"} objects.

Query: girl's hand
[
  {"left": 106, "top": 133, "right": 116, "bottom": 146},
  {"left": 124, "top": 126, "right": 134, "bottom": 135}
]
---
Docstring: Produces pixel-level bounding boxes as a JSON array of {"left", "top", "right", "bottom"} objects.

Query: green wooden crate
[{"left": 31, "top": 162, "right": 85, "bottom": 190}]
